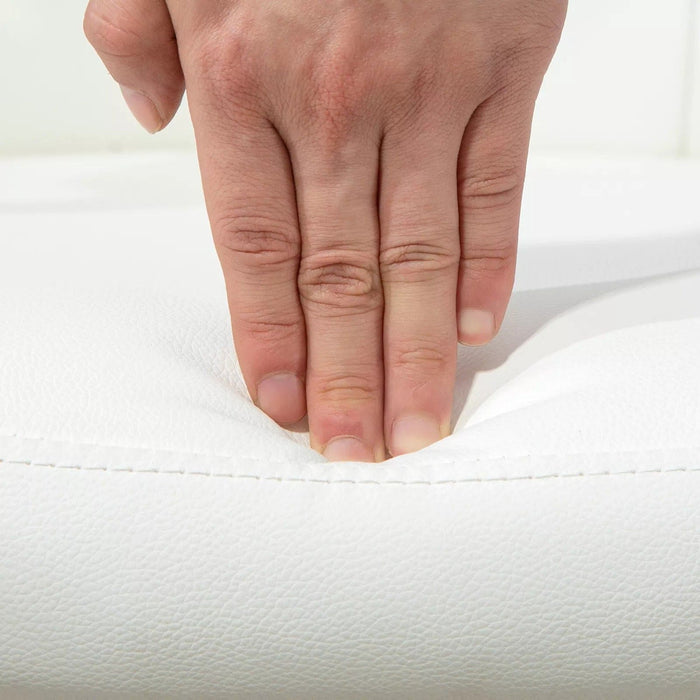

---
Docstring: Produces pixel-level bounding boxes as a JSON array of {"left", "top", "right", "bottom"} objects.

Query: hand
[{"left": 84, "top": 0, "right": 566, "bottom": 462}]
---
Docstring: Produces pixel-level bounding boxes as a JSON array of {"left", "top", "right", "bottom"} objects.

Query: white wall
[{"left": 0, "top": 0, "right": 698, "bottom": 157}]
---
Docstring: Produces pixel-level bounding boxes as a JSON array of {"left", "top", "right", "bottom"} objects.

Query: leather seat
[{"left": 1, "top": 151, "right": 699, "bottom": 699}]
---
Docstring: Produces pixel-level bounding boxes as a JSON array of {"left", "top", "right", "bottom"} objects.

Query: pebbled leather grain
[{"left": 0, "top": 152, "right": 699, "bottom": 699}]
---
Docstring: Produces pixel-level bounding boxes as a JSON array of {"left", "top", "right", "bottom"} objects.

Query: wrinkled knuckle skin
[
  {"left": 460, "top": 168, "right": 524, "bottom": 212},
  {"left": 461, "top": 248, "right": 517, "bottom": 277},
  {"left": 380, "top": 240, "right": 460, "bottom": 278},
  {"left": 314, "top": 373, "right": 378, "bottom": 405},
  {"left": 391, "top": 342, "right": 452, "bottom": 378},
  {"left": 83, "top": 4, "right": 144, "bottom": 57},
  {"left": 191, "top": 28, "right": 261, "bottom": 104},
  {"left": 298, "top": 253, "right": 381, "bottom": 312},
  {"left": 237, "top": 314, "right": 301, "bottom": 342},
  {"left": 214, "top": 215, "right": 299, "bottom": 268},
  {"left": 300, "top": 48, "right": 375, "bottom": 149},
  {"left": 405, "top": 61, "right": 440, "bottom": 113},
  {"left": 490, "top": 5, "right": 567, "bottom": 82}
]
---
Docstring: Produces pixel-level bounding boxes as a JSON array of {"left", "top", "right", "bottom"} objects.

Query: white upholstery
[{"left": 1, "top": 151, "right": 699, "bottom": 699}]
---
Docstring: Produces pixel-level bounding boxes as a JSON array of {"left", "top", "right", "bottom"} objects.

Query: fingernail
[
  {"left": 459, "top": 308, "right": 494, "bottom": 346},
  {"left": 391, "top": 413, "right": 442, "bottom": 456},
  {"left": 256, "top": 373, "right": 306, "bottom": 425},
  {"left": 323, "top": 436, "right": 375, "bottom": 462},
  {"left": 119, "top": 85, "right": 163, "bottom": 134}
]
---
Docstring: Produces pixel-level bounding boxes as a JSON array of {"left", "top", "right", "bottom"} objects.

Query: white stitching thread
[{"left": 1, "top": 458, "right": 698, "bottom": 485}]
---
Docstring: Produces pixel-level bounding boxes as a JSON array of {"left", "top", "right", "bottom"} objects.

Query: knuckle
[
  {"left": 489, "top": 8, "right": 566, "bottom": 79},
  {"left": 214, "top": 214, "right": 299, "bottom": 268},
  {"left": 298, "top": 252, "right": 381, "bottom": 311},
  {"left": 313, "top": 47, "right": 364, "bottom": 103},
  {"left": 379, "top": 239, "right": 460, "bottom": 278},
  {"left": 461, "top": 245, "right": 517, "bottom": 277},
  {"left": 392, "top": 341, "right": 451, "bottom": 378},
  {"left": 191, "top": 25, "right": 260, "bottom": 100},
  {"left": 83, "top": 4, "right": 144, "bottom": 57},
  {"left": 460, "top": 166, "right": 524, "bottom": 212},
  {"left": 237, "top": 313, "right": 300, "bottom": 342},
  {"left": 301, "top": 52, "right": 373, "bottom": 148},
  {"left": 315, "top": 372, "right": 378, "bottom": 405},
  {"left": 506, "top": 8, "right": 566, "bottom": 51},
  {"left": 406, "top": 61, "right": 440, "bottom": 109}
]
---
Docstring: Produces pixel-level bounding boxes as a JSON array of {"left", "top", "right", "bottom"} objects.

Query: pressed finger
[
  {"left": 456, "top": 87, "right": 537, "bottom": 346},
  {"left": 284, "top": 127, "right": 385, "bottom": 463},
  {"left": 184, "top": 73, "right": 307, "bottom": 427},
  {"left": 379, "top": 119, "right": 463, "bottom": 457}
]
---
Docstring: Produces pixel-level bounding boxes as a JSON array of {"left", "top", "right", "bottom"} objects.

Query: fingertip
[
  {"left": 457, "top": 308, "right": 495, "bottom": 346},
  {"left": 120, "top": 86, "right": 164, "bottom": 134},
  {"left": 255, "top": 372, "right": 307, "bottom": 426}
]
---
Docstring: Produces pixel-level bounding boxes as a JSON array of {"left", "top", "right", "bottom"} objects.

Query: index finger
[{"left": 184, "top": 51, "right": 308, "bottom": 428}]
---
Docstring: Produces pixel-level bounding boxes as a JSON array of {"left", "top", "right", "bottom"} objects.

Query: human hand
[{"left": 84, "top": 0, "right": 566, "bottom": 462}]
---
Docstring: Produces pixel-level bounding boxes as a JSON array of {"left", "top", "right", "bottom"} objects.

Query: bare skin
[{"left": 84, "top": 0, "right": 567, "bottom": 462}]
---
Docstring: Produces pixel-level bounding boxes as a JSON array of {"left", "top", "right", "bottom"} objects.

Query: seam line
[{"left": 1, "top": 458, "right": 699, "bottom": 485}]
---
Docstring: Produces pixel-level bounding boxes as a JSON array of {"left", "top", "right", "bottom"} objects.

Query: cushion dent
[{"left": 1, "top": 152, "right": 699, "bottom": 699}]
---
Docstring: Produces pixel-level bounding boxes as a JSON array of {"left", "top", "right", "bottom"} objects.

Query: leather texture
[{"left": 1, "top": 152, "right": 699, "bottom": 699}]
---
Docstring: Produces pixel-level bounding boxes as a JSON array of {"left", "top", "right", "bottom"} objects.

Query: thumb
[{"left": 84, "top": 0, "right": 185, "bottom": 133}]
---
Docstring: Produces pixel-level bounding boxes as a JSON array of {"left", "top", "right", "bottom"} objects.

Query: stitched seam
[
  {"left": 1, "top": 458, "right": 699, "bottom": 485},
  {"left": 2, "top": 431, "right": 699, "bottom": 470}
]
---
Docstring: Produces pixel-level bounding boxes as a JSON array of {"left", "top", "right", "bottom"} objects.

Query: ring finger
[{"left": 379, "top": 113, "right": 466, "bottom": 457}]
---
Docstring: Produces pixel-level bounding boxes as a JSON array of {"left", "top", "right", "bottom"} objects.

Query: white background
[{"left": 0, "top": 0, "right": 699, "bottom": 157}]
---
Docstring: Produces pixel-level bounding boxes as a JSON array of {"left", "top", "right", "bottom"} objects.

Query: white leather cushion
[{"left": 1, "top": 152, "right": 699, "bottom": 699}]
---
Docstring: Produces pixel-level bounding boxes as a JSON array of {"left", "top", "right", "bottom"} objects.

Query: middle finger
[{"left": 284, "top": 122, "right": 386, "bottom": 463}]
